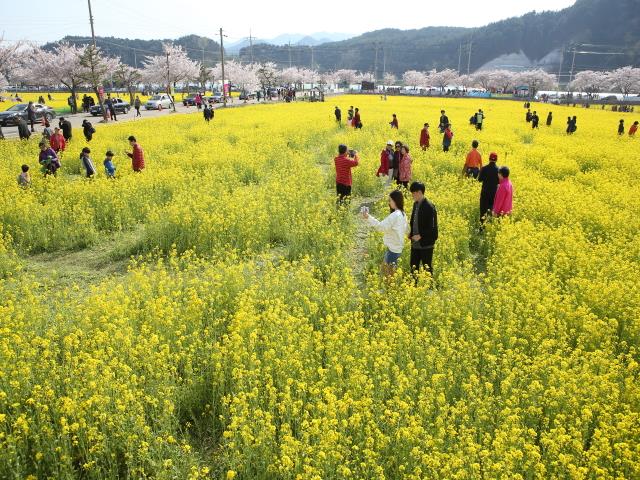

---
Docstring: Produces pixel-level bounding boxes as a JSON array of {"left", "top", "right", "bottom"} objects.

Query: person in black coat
[
  {"left": 82, "top": 119, "right": 95, "bottom": 141},
  {"left": 408, "top": 181, "right": 438, "bottom": 278},
  {"left": 59, "top": 117, "right": 72, "bottom": 141},
  {"left": 438, "top": 110, "right": 449, "bottom": 133},
  {"left": 546, "top": 112, "right": 553, "bottom": 126},
  {"left": 17, "top": 117, "right": 31, "bottom": 140},
  {"left": 618, "top": 119, "right": 625, "bottom": 135},
  {"left": 27, "top": 101, "right": 37, "bottom": 132},
  {"left": 531, "top": 111, "right": 539, "bottom": 129},
  {"left": 478, "top": 152, "right": 500, "bottom": 222}
]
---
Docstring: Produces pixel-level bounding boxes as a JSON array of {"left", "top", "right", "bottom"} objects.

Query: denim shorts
[{"left": 384, "top": 249, "right": 402, "bottom": 265}]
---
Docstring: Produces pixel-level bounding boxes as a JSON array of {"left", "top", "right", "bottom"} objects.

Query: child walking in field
[
  {"left": 104, "top": 151, "right": 116, "bottom": 178},
  {"left": 80, "top": 147, "right": 96, "bottom": 178},
  {"left": 17, "top": 165, "right": 31, "bottom": 188}
]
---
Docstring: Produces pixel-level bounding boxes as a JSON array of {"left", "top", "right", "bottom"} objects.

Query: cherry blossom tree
[
  {"left": 489, "top": 70, "right": 517, "bottom": 93},
  {"left": 516, "top": 69, "right": 557, "bottom": 97},
  {"left": 78, "top": 45, "right": 119, "bottom": 118},
  {"left": 334, "top": 69, "right": 357, "bottom": 88},
  {"left": 280, "top": 66, "right": 302, "bottom": 86},
  {"left": 402, "top": 70, "right": 427, "bottom": 89},
  {"left": 142, "top": 43, "right": 200, "bottom": 109},
  {"left": 428, "top": 69, "right": 460, "bottom": 92},
  {"left": 27, "top": 43, "right": 87, "bottom": 113},
  {"left": 114, "top": 63, "right": 142, "bottom": 104},
  {"left": 569, "top": 70, "right": 607, "bottom": 95},
  {"left": 256, "top": 62, "right": 279, "bottom": 95},
  {"left": 383, "top": 72, "right": 396, "bottom": 86},
  {"left": 0, "top": 38, "right": 26, "bottom": 89},
  {"left": 470, "top": 71, "right": 493, "bottom": 90},
  {"left": 606, "top": 66, "right": 640, "bottom": 97}
]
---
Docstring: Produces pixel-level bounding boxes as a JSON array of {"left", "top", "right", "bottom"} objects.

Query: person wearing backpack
[
  {"left": 408, "top": 181, "right": 438, "bottom": 278},
  {"left": 82, "top": 119, "right": 96, "bottom": 142}
]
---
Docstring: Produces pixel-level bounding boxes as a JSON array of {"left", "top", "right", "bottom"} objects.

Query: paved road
[{"left": 0, "top": 97, "right": 264, "bottom": 140}]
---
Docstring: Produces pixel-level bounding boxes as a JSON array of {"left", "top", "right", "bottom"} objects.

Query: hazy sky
[{"left": 3, "top": 0, "right": 577, "bottom": 45}]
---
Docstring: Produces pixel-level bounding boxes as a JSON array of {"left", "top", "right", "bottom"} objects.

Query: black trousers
[
  {"left": 336, "top": 183, "right": 351, "bottom": 205},
  {"left": 480, "top": 191, "right": 495, "bottom": 221},
  {"left": 410, "top": 247, "right": 433, "bottom": 275}
]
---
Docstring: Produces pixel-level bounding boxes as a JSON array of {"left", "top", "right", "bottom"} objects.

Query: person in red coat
[
  {"left": 49, "top": 127, "right": 66, "bottom": 153},
  {"left": 353, "top": 108, "right": 362, "bottom": 129},
  {"left": 126, "top": 135, "right": 145, "bottom": 172},
  {"left": 377, "top": 140, "right": 394, "bottom": 185},
  {"left": 420, "top": 123, "right": 430, "bottom": 150}
]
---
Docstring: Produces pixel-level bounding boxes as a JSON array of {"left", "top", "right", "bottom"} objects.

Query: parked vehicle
[
  {"left": 89, "top": 98, "right": 130, "bottom": 116},
  {"left": 239, "top": 91, "right": 256, "bottom": 100},
  {"left": 210, "top": 92, "right": 224, "bottom": 103},
  {"left": 182, "top": 94, "right": 199, "bottom": 106},
  {"left": 145, "top": 94, "right": 173, "bottom": 110},
  {"left": 0, "top": 103, "right": 56, "bottom": 126}
]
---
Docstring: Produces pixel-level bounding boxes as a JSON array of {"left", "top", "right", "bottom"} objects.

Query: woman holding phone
[{"left": 362, "top": 190, "right": 408, "bottom": 277}]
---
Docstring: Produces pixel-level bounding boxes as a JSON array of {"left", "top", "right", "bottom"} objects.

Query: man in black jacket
[
  {"left": 478, "top": 152, "right": 500, "bottom": 222},
  {"left": 59, "top": 117, "right": 72, "bottom": 142},
  {"left": 438, "top": 110, "right": 449, "bottom": 133},
  {"left": 408, "top": 181, "right": 438, "bottom": 277}
]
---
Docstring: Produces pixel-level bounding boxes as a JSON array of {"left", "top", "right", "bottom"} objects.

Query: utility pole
[
  {"left": 87, "top": 0, "right": 96, "bottom": 48},
  {"left": 288, "top": 41, "right": 292, "bottom": 68},
  {"left": 557, "top": 45, "right": 564, "bottom": 91},
  {"left": 569, "top": 47, "right": 577, "bottom": 85},
  {"left": 166, "top": 50, "right": 175, "bottom": 111},
  {"left": 467, "top": 39, "right": 473, "bottom": 75},
  {"left": 373, "top": 42, "right": 379, "bottom": 83},
  {"left": 220, "top": 27, "right": 227, "bottom": 107},
  {"left": 133, "top": 48, "right": 137, "bottom": 69},
  {"left": 382, "top": 47, "right": 386, "bottom": 78},
  {"left": 310, "top": 45, "right": 314, "bottom": 70},
  {"left": 249, "top": 29, "right": 254, "bottom": 63},
  {"left": 202, "top": 47, "right": 205, "bottom": 65},
  {"left": 457, "top": 43, "right": 462, "bottom": 74}
]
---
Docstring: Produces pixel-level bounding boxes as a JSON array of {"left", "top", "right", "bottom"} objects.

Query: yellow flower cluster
[{"left": 0, "top": 95, "right": 639, "bottom": 479}]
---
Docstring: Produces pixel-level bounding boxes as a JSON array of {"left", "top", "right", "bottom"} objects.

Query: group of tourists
[
  {"left": 618, "top": 119, "right": 639, "bottom": 136},
  {"left": 17, "top": 122, "right": 145, "bottom": 186},
  {"left": 334, "top": 107, "right": 515, "bottom": 281},
  {"left": 334, "top": 105, "right": 363, "bottom": 128}
]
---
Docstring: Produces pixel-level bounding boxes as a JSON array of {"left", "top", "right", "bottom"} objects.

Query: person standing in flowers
[
  {"left": 492, "top": 166, "right": 513, "bottom": 217},
  {"left": 420, "top": 123, "right": 430, "bottom": 150},
  {"left": 478, "top": 152, "right": 499, "bottom": 222},
  {"left": 347, "top": 106, "right": 354, "bottom": 126},
  {"left": 38, "top": 141, "right": 60, "bottom": 176},
  {"left": 618, "top": 119, "right": 625, "bottom": 135},
  {"left": 353, "top": 108, "right": 362, "bottom": 129},
  {"left": 103, "top": 151, "right": 116, "bottom": 178},
  {"left": 126, "top": 135, "right": 145, "bottom": 172},
  {"left": 17, "top": 164, "right": 31, "bottom": 187},
  {"left": 442, "top": 123, "right": 453, "bottom": 152},
  {"left": 390, "top": 114, "right": 398, "bottom": 129},
  {"left": 398, "top": 145, "right": 412, "bottom": 188},
  {"left": 80, "top": 147, "right": 96, "bottom": 178},
  {"left": 362, "top": 190, "right": 408, "bottom": 277},
  {"left": 408, "top": 181, "right": 438, "bottom": 278},
  {"left": 531, "top": 111, "right": 540, "bottom": 129},
  {"left": 334, "top": 144, "right": 359, "bottom": 205},
  {"left": 377, "top": 140, "right": 394, "bottom": 185},
  {"left": 438, "top": 110, "right": 449, "bottom": 133},
  {"left": 463, "top": 140, "right": 482, "bottom": 179},
  {"left": 50, "top": 127, "right": 66, "bottom": 154},
  {"left": 546, "top": 111, "right": 553, "bottom": 126},
  {"left": 334, "top": 106, "right": 341, "bottom": 125},
  {"left": 629, "top": 121, "right": 638, "bottom": 136}
]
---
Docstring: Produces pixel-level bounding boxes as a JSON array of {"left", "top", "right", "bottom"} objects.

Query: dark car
[
  {"left": 239, "top": 91, "right": 256, "bottom": 100},
  {"left": 0, "top": 103, "right": 56, "bottom": 126},
  {"left": 89, "top": 98, "right": 130, "bottom": 116},
  {"left": 182, "top": 94, "right": 199, "bottom": 106}
]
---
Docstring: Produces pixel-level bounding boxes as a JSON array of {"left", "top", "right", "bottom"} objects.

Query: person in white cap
[{"left": 377, "top": 140, "right": 395, "bottom": 187}]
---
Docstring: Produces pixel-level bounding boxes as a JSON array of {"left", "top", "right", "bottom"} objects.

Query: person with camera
[
  {"left": 334, "top": 144, "right": 359, "bottom": 205},
  {"left": 361, "top": 190, "right": 408, "bottom": 277}
]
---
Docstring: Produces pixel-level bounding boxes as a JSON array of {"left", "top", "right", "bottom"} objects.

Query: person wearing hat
[
  {"left": 478, "top": 152, "right": 500, "bottom": 222},
  {"left": 377, "top": 140, "right": 395, "bottom": 186}
]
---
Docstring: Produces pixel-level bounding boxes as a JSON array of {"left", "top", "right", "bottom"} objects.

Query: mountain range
[{"left": 44, "top": 0, "right": 639, "bottom": 82}]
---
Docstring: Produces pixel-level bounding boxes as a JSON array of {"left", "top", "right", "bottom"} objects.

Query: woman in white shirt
[{"left": 362, "top": 190, "right": 408, "bottom": 277}]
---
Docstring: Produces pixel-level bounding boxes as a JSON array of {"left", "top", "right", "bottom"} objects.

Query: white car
[{"left": 145, "top": 94, "right": 173, "bottom": 110}]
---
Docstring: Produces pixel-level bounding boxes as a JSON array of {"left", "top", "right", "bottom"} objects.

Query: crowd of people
[
  {"left": 16, "top": 114, "right": 146, "bottom": 185},
  {"left": 333, "top": 105, "right": 516, "bottom": 281}
]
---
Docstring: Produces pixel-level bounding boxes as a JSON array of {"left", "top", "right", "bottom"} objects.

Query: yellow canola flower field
[{"left": 0, "top": 95, "right": 639, "bottom": 479}]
